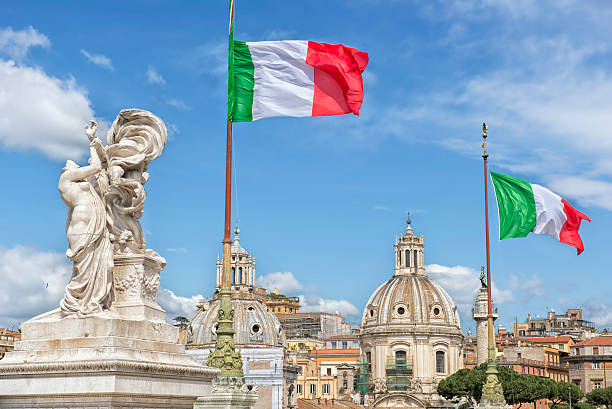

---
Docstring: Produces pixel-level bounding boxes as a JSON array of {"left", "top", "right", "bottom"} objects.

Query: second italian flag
[
  {"left": 228, "top": 40, "right": 369, "bottom": 122},
  {"left": 491, "top": 172, "right": 590, "bottom": 255}
]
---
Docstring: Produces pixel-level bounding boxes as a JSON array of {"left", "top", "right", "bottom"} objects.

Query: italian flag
[
  {"left": 490, "top": 172, "right": 590, "bottom": 255},
  {"left": 228, "top": 40, "right": 369, "bottom": 122}
]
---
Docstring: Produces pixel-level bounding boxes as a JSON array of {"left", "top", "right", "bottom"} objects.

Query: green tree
[
  {"left": 586, "top": 386, "right": 612, "bottom": 409},
  {"left": 173, "top": 316, "right": 189, "bottom": 329},
  {"left": 547, "top": 381, "right": 584, "bottom": 406},
  {"left": 437, "top": 363, "right": 573, "bottom": 406}
]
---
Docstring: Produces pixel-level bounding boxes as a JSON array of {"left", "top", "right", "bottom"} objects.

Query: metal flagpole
[
  {"left": 480, "top": 123, "right": 506, "bottom": 406},
  {"left": 206, "top": 0, "right": 243, "bottom": 378}
]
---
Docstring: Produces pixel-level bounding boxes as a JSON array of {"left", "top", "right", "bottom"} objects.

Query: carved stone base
[
  {"left": 112, "top": 252, "right": 166, "bottom": 322},
  {"left": 193, "top": 376, "right": 258, "bottom": 409},
  {"left": 0, "top": 309, "right": 219, "bottom": 408}
]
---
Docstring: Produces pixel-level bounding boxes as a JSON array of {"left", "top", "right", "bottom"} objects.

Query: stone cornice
[{"left": 0, "top": 359, "right": 219, "bottom": 378}]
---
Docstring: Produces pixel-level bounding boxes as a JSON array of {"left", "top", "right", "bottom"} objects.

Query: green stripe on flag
[
  {"left": 231, "top": 41, "right": 255, "bottom": 122},
  {"left": 490, "top": 172, "right": 537, "bottom": 240},
  {"left": 227, "top": 0, "right": 235, "bottom": 120}
]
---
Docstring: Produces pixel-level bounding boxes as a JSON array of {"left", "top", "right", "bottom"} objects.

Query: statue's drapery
[{"left": 60, "top": 179, "right": 113, "bottom": 315}]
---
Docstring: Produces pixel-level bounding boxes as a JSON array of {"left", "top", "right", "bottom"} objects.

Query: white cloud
[
  {"left": 256, "top": 271, "right": 359, "bottom": 318},
  {"left": 157, "top": 287, "right": 204, "bottom": 323},
  {"left": 146, "top": 65, "right": 165, "bottom": 85},
  {"left": 0, "top": 26, "right": 50, "bottom": 60},
  {"left": 298, "top": 294, "right": 360, "bottom": 318},
  {"left": 548, "top": 177, "right": 612, "bottom": 212},
  {"left": 0, "top": 60, "right": 101, "bottom": 160},
  {"left": 166, "top": 123, "right": 180, "bottom": 139},
  {"left": 166, "top": 247, "right": 188, "bottom": 253},
  {"left": 583, "top": 302, "right": 612, "bottom": 329},
  {"left": 80, "top": 49, "right": 114, "bottom": 71},
  {"left": 167, "top": 98, "right": 192, "bottom": 111},
  {"left": 427, "top": 263, "right": 513, "bottom": 325},
  {"left": 508, "top": 273, "right": 546, "bottom": 299},
  {"left": 0, "top": 246, "right": 71, "bottom": 329},
  {"left": 256, "top": 271, "right": 303, "bottom": 294}
]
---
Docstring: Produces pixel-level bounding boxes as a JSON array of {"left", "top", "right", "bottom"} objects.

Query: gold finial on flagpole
[{"left": 482, "top": 122, "right": 488, "bottom": 159}]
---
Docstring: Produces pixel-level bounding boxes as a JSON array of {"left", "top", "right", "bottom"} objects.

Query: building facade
[
  {"left": 0, "top": 329, "right": 20, "bottom": 360},
  {"left": 266, "top": 289, "right": 300, "bottom": 315},
  {"left": 566, "top": 335, "right": 612, "bottom": 393},
  {"left": 359, "top": 219, "right": 463, "bottom": 409},
  {"left": 278, "top": 312, "right": 356, "bottom": 340}
]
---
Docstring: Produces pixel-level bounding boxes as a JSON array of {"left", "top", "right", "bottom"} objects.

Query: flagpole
[
  {"left": 206, "top": 0, "right": 243, "bottom": 378},
  {"left": 480, "top": 123, "right": 506, "bottom": 406}
]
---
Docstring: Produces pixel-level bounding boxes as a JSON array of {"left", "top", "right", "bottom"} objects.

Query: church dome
[
  {"left": 361, "top": 219, "right": 461, "bottom": 331},
  {"left": 361, "top": 275, "right": 460, "bottom": 329},
  {"left": 187, "top": 227, "right": 285, "bottom": 347},
  {"left": 188, "top": 295, "right": 285, "bottom": 347}
]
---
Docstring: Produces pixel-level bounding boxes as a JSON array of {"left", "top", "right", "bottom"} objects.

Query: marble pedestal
[
  {"left": 193, "top": 377, "right": 258, "bottom": 409},
  {"left": 0, "top": 254, "right": 219, "bottom": 409}
]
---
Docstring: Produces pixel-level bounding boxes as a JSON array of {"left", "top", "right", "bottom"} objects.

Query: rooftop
[{"left": 573, "top": 335, "right": 612, "bottom": 347}]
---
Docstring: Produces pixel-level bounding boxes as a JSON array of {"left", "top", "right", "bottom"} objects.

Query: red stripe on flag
[
  {"left": 559, "top": 198, "right": 590, "bottom": 255},
  {"left": 305, "top": 41, "right": 369, "bottom": 117}
]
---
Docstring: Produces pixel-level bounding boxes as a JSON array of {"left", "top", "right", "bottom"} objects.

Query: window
[
  {"left": 414, "top": 250, "right": 419, "bottom": 268},
  {"left": 366, "top": 352, "right": 372, "bottom": 373},
  {"left": 232, "top": 267, "right": 236, "bottom": 283},
  {"left": 593, "top": 347, "right": 599, "bottom": 355},
  {"left": 238, "top": 267, "right": 242, "bottom": 283},
  {"left": 436, "top": 351, "right": 445, "bottom": 373},
  {"left": 594, "top": 381, "right": 601, "bottom": 389},
  {"left": 558, "top": 344, "right": 564, "bottom": 350},
  {"left": 405, "top": 250, "right": 410, "bottom": 267},
  {"left": 594, "top": 362, "right": 600, "bottom": 369},
  {"left": 342, "top": 341, "right": 348, "bottom": 349},
  {"left": 331, "top": 341, "right": 337, "bottom": 349},
  {"left": 297, "top": 384, "right": 302, "bottom": 394},
  {"left": 327, "top": 368, "right": 332, "bottom": 376},
  {"left": 323, "top": 384, "right": 330, "bottom": 394},
  {"left": 573, "top": 363, "right": 580, "bottom": 370},
  {"left": 396, "top": 350, "right": 407, "bottom": 365},
  {"left": 310, "top": 384, "right": 316, "bottom": 394},
  {"left": 398, "top": 250, "right": 402, "bottom": 266},
  {"left": 518, "top": 353, "right": 522, "bottom": 359}
]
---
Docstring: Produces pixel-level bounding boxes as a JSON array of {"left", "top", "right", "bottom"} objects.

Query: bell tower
[
  {"left": 216, "top": 226, "right": 256, "bottom": 289},
  {"left": 394, "top": 213, "right": 425, "bottom": 276}
]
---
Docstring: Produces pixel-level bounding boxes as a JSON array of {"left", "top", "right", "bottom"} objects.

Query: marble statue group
[{"left": 58, "top": 109, "right": 167, "bottom": 316}]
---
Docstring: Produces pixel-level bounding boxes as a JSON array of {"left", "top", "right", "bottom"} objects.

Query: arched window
[
  {"left": 398, "top": 250, "right": 402, "bottom": 267},
  {"left": 405, "top": 250, "right": 410, "bottom": 267},
  {"left": 414, "top": 250, "right": 419, "bottom": 268},
  {"left": 395, "top": 350, "right": 407, "bottom": 365},
  {"left": 436, "top": 351, "right": 445, "bottom": 373},
  {"left": 231, "top": 267, "right": 235, "bottom": 283},
  {"left": 238, "top": 267, "right": 243, "bottom": 283},
  {"left": 366, "top": 351, "right": 372, "bottom": 373}
]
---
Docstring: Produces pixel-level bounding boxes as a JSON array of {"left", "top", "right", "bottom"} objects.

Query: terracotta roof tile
[{"left": 573, "top": 336, "right": 612, "bottom": 347}]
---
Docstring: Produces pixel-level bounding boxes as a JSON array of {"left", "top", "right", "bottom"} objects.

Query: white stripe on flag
[
  {"left": 247, "top": 41, "right": 315, "bottom": 121},
  {"left": 531, "top": 183, "right": 566, "bottom": 239}
]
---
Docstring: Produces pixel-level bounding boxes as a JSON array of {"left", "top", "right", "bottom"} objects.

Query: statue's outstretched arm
[{"left": 63, "top": 143, "right": 103, "bottom": 183}]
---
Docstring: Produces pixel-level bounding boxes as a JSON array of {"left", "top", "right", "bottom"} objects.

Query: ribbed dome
[
  {"left": 188, "top": 296, "right": 285, "bottom": 347},
  {"left": 361, "top": 274, "right": 461, "bottom": 329}
]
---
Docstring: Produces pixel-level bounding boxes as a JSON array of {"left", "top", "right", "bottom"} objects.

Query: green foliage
[
  {"left": 437, "top": 363, "right": 584, "bottom": 406},
  {"left": 551, "top": 403, "right": 595, "bottom": 409},
  {"left": 586, "top": 386, "right": 612, "bottom": 408},
  {"left": 173, "top": 316, "right": 189, "bottom": 329},
  {"left": 547, "top": 381, "right": 584, "bottom": 404}
]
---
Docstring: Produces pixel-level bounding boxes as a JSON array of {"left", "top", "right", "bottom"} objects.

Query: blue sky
[{"left": 1, "top": 1, "right": 611, "bottom": 334}]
